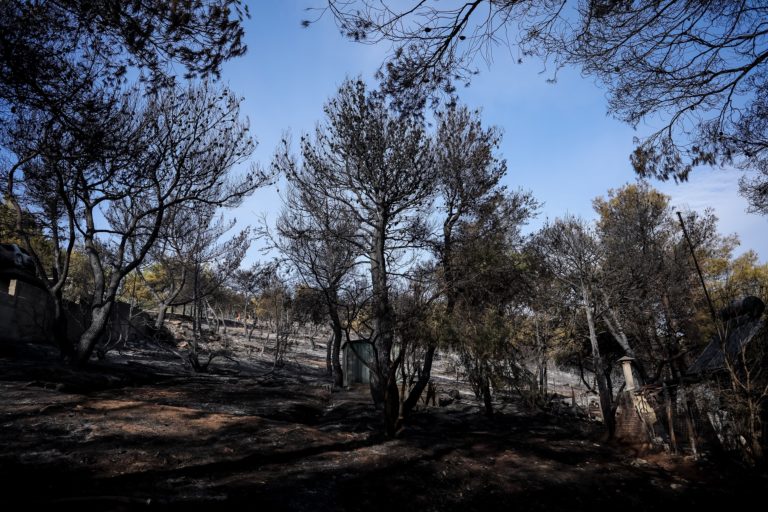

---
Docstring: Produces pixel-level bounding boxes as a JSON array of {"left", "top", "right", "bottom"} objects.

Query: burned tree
[
  {"left": 2, "top": 145, "right": 77, "bottom": 357},
  {"left": 138, "top": 205, "right": 250, "bottom": 334},
  {"left": 73, "top": 84, "right": 264, "bottom": 364},
  {"left": 398, "top": 103, "right": 536, "bottom": 416},
  {"left": 268, "top": 181, "right": 360, "bottom": 387},
  {"left": 6, "top": 83, "right": 267, "bottom": 364},
  {"left": 320, "top": 1, "right": 768, "bottom": 210},
  {"left": 1, "top": 1, "right": 253, "bottom": 360},
  {"left": 536, "top": 216, "right": 616, "bottom": 437},
  {"left": 0, "top": 1, "right": 248, "bottom": 112},
  {"left": 276, "top": 79, "right": 436, "bottom": 435}
]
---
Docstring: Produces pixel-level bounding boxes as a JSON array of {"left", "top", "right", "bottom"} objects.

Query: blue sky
[{"left": 220, "top": 1, "right": 766, "bottom": 265}]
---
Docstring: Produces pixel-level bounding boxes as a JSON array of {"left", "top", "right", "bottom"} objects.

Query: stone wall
[
  {"left": 0, "top": 276, "right": 153, "bottom": 349},
  {"left": 0, "top": 277, "right": 54, "bottom": 344}
]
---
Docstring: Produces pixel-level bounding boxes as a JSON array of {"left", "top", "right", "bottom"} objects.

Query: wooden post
[{"left": 663, "top": 381, "right": 678, "bottom": 454}]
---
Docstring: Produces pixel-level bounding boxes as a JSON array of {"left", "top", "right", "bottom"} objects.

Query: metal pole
[{"left": 676, "top": 211, "right": 723, "bottom": 341}]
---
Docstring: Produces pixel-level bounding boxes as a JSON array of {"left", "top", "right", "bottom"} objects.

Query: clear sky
[{"left": 219, "top": 1, "right": 766, "bottom": 265}]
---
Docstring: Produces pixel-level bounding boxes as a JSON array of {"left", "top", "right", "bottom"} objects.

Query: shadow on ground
[{"left": 0, "top": 341, "right": 765, "bottom": 511}]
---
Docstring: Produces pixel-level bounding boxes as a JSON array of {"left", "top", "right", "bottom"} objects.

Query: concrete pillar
[{"left": 618, "top": 356, "right": 636, "bottom": 393}]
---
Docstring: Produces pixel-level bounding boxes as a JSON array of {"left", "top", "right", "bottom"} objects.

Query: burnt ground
[{"left": 0, "top": 332, "right": 765, "bottom": 511}]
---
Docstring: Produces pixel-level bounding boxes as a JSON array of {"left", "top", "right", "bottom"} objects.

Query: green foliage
[
  {"left": 442, "top": 196, "right": 536, "bottom": 413},
  {"left": 717, "top": 250, "right": 768, "bottom": 302}
]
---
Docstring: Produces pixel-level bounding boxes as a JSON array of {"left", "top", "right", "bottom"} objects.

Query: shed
[{"left": 341, "top": 338, "right": 374, "bottom": 387}]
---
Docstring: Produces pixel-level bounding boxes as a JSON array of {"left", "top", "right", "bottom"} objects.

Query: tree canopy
[{"left": 321, "top": 0, "right": 768, "bottom": 212}]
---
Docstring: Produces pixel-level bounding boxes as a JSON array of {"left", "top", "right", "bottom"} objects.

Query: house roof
[{"left": 688, "top": 318, "right": 764, "bottom": 375}]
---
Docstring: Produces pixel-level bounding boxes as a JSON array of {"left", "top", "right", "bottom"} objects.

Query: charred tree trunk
[
  {"left": 401, "top": 343, "right": 437, "bottom": 417},
  {"left": 369, "top": 220, "right": 399, "bottom": 435},
  {"left": 192, "top": 260, "right": 202, "bottom": 352},
  {"left": 47, "top": 279, "right": 73, "bottom": 359},
  {"left": 535, "top": 313, "right": 548, "bottom": 398},
  {"left": 154, "top": 304, "right": 169, "bottom": 331},
  {"left": 583, "top": 282, "right": 615, "bottom": 438},
  {"left": 325, "top": 328, "right": 333, "bottom": 378},
  {"left": 384, "top": 349, "right": 404, "bottom": 436},
  {"left": 327, "top": 307, "right": 344, "bottom": 387},
  {"left": 331, "top": 322, "right": 343, "bottom": 387},
  {"left": 481, "top": 378, "right": 494, "bottom": 417},
  {"left": 663, "top": 379, "right": 678, "bottom": 454},
  {"left": 52, "top": 299, "right": 73, "bottom": 358},
  {"left": 246, "top": 319, "right": 258, "bottom": 343},
  {"left": 75, "top": 302, "right": 113, "bottom": 365},
  {"left": 670, "top": 358, "right": 699, "bottom": 458},
  {"left": 400, "top": 216, "right": 453, "bottom": 418},
  {"left": 47, "top": 267, "right": 74, "bottom": 359},
  {"left": 603, "top": 305, "right": 647, "bottom": 384}
]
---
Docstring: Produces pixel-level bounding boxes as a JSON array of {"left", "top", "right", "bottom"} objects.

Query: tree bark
[
  {"left": 327, "top": 307, "right": 344, "bottom": 387},
  {"left": 325, "top": 327, "right": 333, "bottom": 377},
  {"left": 50, "top": 290, "right": 73, "bottom": 359},
  {"left": 583, "top": 282, "right": 615, "bottom": 438},
  {"left": 535, "top": 313, "right": 548, "bottom": 397},
  {"left": 400, "top": 214, "right": 454, "bottom": 417},
  {"left": 481, "top": 378, "right": 494, "bottom": 417},
  {"left": 331, "top": 321, "right": 344, "bottom": 387},
  {"left": 45, "top": 266, "right": 74, "bottom": 359},
  {"left": 75, "top": 302, "right": 113, "bottom": 365},
  {"left": 154, "top": 303, "right": 169, "bottom": 331},
  {"left": 369, "top": 219, "right": 396, "bottom": 422},
  {"left": 603, "top": 304, "right": 648, "bottom": 383},
  {"left": 401, "top": 343, "right": 437, "bottom": 416}
]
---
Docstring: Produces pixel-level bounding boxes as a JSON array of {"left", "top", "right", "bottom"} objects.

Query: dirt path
[{"left": 0, "top": 344, "right": 765, "bottom": 511}]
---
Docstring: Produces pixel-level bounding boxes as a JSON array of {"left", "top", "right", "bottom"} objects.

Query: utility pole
[{"left": 676, "top": 211, "right": 723, "bottom": 342}]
